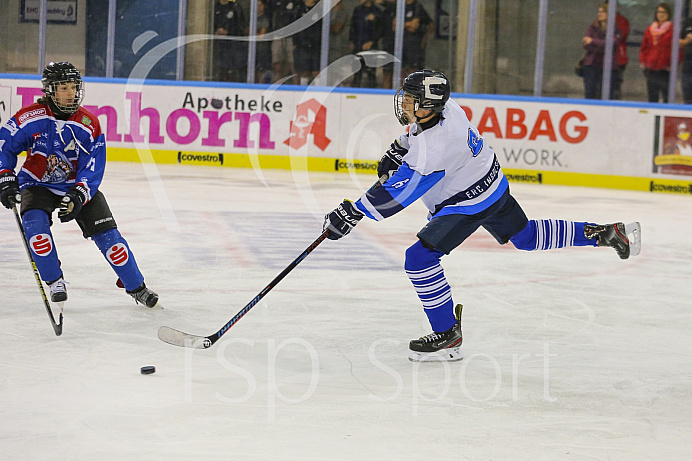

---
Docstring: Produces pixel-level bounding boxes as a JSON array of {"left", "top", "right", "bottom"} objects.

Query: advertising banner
[{"left": 1, "top": 75, "right": 691, "bottom": 195}]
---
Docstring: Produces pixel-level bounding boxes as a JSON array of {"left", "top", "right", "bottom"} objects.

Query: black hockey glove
[
  {"left": 377, "top": 135, "right": 409, "bottom": 179},
  {"left": 59, "top": 184, "right": 89, "bottom": 222},
  {"left": 323, "top": 199, "right": 364, "bottom": 240},
  {"left": 0, "top": 171, "right": 21, "bottom": 209}
]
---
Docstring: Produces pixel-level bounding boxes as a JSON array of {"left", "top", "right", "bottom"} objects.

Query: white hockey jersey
[{"left": 356, "top": 100, "right": 508, "bottom": 221}]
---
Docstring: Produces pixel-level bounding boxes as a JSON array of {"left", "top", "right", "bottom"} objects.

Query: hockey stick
[
  {"left": 158, "top": 229, "right": 331, "bottom": 349},
  {"left": 158, "top": 175, "right": 389, "bottom": 349},
  {"left": 12, "top": 205, "right": 63, "bottom": 336}
]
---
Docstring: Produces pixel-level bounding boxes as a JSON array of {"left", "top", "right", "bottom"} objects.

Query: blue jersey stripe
[
  {"left": 433, "top": 176, "right": 509, "bottom": 217},
  {"left": 356, "top": 163, "right": 445, "bottom": 220},
  {"left": 433, "top": 155, "right": 502, "bottom": 214}
]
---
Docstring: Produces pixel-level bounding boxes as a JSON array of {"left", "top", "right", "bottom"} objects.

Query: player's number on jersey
[
  {"left": 86, "top": 157, "right": 96, "bottom": 172},
  {"left": 467, "top": 128, "right": 483, "bottom": 157}
]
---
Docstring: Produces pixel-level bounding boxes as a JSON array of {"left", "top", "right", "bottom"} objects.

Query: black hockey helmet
[
  {"left": 394, "top": 69, "right": 450, "bottom": 126},
  {"left": 41, "top": 61, "right": 84, "bottom": 114}
]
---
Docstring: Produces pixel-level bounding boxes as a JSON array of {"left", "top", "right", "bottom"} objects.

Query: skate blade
[
  {"left": 409, "top": 347, "right": 463, "bottom": 363},
  {"left": 52, "top": 301, "right": 65, "bottom": 314},
  {"left": 625, "top": 222, "right": 641, "bottom": 257},
  {"left": 148, "top": 301, "right": 163, "bottom": 310}
]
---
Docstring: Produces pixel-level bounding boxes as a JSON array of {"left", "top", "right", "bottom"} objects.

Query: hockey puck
[{"left": 140, "top": 366, "right": 156, "bottom": 375}]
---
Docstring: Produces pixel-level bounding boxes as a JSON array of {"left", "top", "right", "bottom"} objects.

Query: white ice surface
[{"left": 1, "top": 162, "right": 691, "bottom": 460}]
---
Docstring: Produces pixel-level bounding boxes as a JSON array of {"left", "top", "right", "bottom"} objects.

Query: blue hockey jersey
[{"left": 0, "top": 102, "right": 106, "bottom": 202}]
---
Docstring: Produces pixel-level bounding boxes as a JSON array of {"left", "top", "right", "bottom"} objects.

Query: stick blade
[
  {"left": 158, "top": 326, "right": 212, "bottom": 349},
  {"left": 52, "top": 312, "right": 63, "bottom": 336},
  {"left": 48, "top": 303, "right": 63, "bottom": 336},
  {"left": 54, "top": 313, "right": 63, "bottom": 336}
]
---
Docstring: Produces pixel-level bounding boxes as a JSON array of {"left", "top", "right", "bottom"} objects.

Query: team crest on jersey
[
  {"left": 29, "top": 234, "right": 53, "bottom": 256},
  {"left": 107, "top": 244, "right": 129, "bottom": 266},
  {"left": 81, "top": 115, "right": 91, "bottom": 126},
  {"left": 41, "top": 154, "right": 74, "bottom": 183}
]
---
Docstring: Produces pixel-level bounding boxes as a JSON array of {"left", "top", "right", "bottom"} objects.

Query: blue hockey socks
[
  {"left": 510, "top": 219, "right": 597, "bottom": 251},
  {"left": 405, "top": 240, "right": 457, "bottom": 332},
  {"left": 22, "top": 209, "right": 63, "bottom": 282},
  {"left": 91, "top": 229, "right": 144, "bottom": 291}
]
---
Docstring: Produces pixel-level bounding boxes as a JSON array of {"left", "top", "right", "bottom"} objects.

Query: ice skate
[
  {"left": 409, "top": 304, "right": 463, "bottom": 362},
  {"left": 584, "top": 222, "right": 641, "bottom": 259},
  {"left": 127, "top": 283, "right": 160, "bottom": 308},
  {"left": 47, "top": 276, "right": 67, "bottom": 303}
]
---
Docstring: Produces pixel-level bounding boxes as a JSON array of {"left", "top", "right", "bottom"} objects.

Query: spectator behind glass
[
  {"left": 349, "top": 0, "right": 383, "bottom": 88},
  {"left": 271, "top": 0, "right": 298, "bottom": 84},
  {"left": 680, "top": 0, "right": 692, "bottom": 103},
  {"left": 328, "top": 0, "right": 352, "bottom": 86},
  {"left": 640, "top": 3, "right": 676, "bottom": 103},
  {"left": 614, "top": 5, "right": 630, "bottom": 100},
  {"left": 293, "top": 0, "right": 322, "bottom": 85},
  {"left": 329, "top": 0, "right": 350, "bottom": 63},
  {"left": 581, "top": 3, "right": 621, "bottom": 99},
  {"left": 213, "top": 0, "right": 248, "bottom": 82},
  {"left": 377, "top": 0, "right": 397, "bottom": 89},
  {"left": 256, "top": 0, "right": 272, "bottom": 83},
  {"left": 399, "top": 0, "right": 433, "bottom": 78}
]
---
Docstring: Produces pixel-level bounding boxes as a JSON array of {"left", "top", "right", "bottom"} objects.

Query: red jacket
[
  {"left": 616, "top": 13, "right": 630, "bottom": 66},
  {"left": 639, "top": 21, "right": 680, "bottom": 71}
]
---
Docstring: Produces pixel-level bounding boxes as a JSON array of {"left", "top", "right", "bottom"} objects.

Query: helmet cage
[
  {"left": 394, "top": 70, "right": 450, "bottom": 126},
  {"left": 41, "top": 62, "right": 84, "bottom": 115},
  {"left": 394, "top": 87, "right": 415, "bottom": 126},
  {"left": 44, "top": 80, "right": 84, "bottom": 114}
]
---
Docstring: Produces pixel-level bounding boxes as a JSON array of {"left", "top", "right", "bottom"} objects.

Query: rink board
[{"left": 1, "top": 74, "right": 691, "bottom": 195}]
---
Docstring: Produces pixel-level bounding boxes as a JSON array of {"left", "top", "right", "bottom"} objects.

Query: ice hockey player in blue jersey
[
  {"left": 323, "top": 69, "right": 641, "bottom": 362},
  {"left": 0, "top": 62, "right": 159, "bottom": 309}
]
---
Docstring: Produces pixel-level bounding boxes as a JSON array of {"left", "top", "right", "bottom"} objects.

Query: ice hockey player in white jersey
[{"left": 323, "top": 69, "right": 641, "bottom": 362}]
